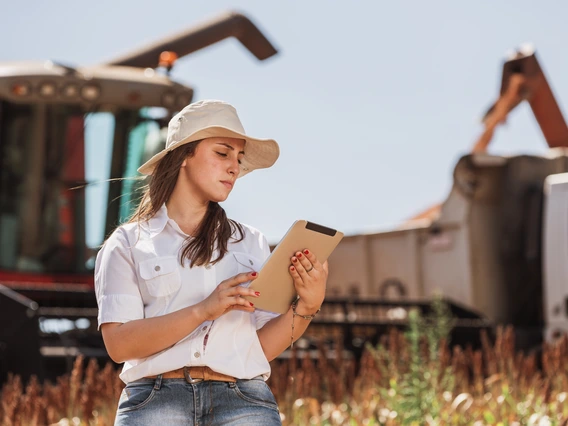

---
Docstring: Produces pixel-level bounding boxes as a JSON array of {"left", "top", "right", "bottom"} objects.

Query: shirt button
[
  {"left": 154, "top": 265, "right": 161, "bottom": 272},
  {"left": 194, "top": 352, "right": 200, "bottom": 358},
  {"left": 202, "top": 326, "right": 207, "bottom": 331}
]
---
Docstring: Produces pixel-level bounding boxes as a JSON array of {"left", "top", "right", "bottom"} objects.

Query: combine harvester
[
  {"left": 0, "top": 11, "right": 278, "bottom": 383},
  {"left": 310, "top": 45, "right": 568, "bottom": 358}
]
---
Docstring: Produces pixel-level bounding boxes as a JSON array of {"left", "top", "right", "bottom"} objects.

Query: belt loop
[{"left": 154, "top": 374, "right": 163, "bottom": 390}]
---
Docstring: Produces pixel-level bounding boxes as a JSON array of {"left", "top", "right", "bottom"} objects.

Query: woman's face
[{"left": 179, "top": 137, "right": 246, "bottom": 203}]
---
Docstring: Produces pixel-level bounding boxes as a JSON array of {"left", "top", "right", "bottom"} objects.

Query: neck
[{"left": 166, "top": 186, "right": 209, "bottom": 236}]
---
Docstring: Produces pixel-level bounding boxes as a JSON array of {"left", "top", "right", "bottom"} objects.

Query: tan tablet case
[{"left": 246, "top": 220, "right": 344, "bottom": 314}]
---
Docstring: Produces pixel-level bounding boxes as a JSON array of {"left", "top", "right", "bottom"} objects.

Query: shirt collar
[{"left": 147, "top": 204, "right": 169, "bottom": 238}]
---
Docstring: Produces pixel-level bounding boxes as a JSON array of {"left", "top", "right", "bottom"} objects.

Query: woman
[{"left": 95, "top": 99, "right": 327, "bottom": 425}]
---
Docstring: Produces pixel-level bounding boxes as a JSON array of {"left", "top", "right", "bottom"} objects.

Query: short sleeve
[
  {"left": 94, "top": 227, "right": 144, "bottom": 329},
  {"left": 252, "top": 232, "right": 280, "bottom": 329}
]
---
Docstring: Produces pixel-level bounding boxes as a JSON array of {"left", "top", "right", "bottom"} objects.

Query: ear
[{"left": 181, "top": 158, "right": 187, "bottom": 168}]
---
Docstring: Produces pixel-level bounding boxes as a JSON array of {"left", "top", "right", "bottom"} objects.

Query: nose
[{"left": 228, "top": 158, "right": 240, "bottom": 176}]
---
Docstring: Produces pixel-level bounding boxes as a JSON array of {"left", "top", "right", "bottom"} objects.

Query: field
[{"left": 2, "top": 304, "right": 568, "bottom": 425}]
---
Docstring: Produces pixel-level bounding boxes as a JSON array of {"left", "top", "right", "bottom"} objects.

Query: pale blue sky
[{"left": 2, "top": 1, "right": 566, "bottom": 243}]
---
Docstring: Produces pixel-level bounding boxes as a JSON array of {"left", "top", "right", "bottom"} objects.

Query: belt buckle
[{"left": 183, "top": 367, "right": 204, "bottom": 384}]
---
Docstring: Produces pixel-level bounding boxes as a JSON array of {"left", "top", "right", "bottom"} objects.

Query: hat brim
[{"left": 137, "top": 126, "right": 279, "bottom": 177}]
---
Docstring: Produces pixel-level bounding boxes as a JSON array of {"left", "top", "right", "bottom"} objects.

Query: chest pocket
[
  {"left": 232, "top": 252, "right": 263, "bottom": 274},
  {"left": 139, "top": 256, "right": 181, "bottom": 297}
]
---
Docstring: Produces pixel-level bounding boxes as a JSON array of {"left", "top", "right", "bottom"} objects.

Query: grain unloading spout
[
  {"left": 472, "top": 45, "right": 568, "bottom": 152},
  {"left": 103, "top": 11, "right": 278, "bottom": 68}
]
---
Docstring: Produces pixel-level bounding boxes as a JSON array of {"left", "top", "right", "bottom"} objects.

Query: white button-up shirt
[{"left": 94, "top": 205, "right": 279, "bottom": 383}]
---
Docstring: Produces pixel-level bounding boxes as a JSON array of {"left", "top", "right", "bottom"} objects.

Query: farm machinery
[
  {"left": 314, "top": 45, "right": 568, "bottom": 359},
  {"left": 2, "top": 16, "right": 567, "bottom": 383},
  {"left": 0, "top": 11, "right": 277, "bottom": 383}
]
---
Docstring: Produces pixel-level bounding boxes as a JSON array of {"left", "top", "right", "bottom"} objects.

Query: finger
[
  {"left": 322, "top": 260, "right": 329, "bottom": 274},
  {"left": 291, "top": 255, "right": 312, "bottom": 279},
  {"left": 290, "top": 256, "right": 305, "bottom": 274},
  {"left": 222, "top": 271, "right": 258, "bottom": 288},
  {"left": 295, "top": 251, "right": 314, "bottom": 273},
  {"left": 230, "top": 305, "right": 256, "bottom": 313},
  {"left": 289, "top": 261, "right": 308, "bottom": 282},
  {"left": 222, "top": 286, "right": 261, "bottom": 298},
  {"left": 224, "top": 301, "right": 255, "bottom": 313},
  {"left": 231, "top": 295, "right": 256, "bottom": 309},
  {"left": 301, "top": 249, "right": 322, "bottom": 271},
  {"left": 290, "top": 256, "right": 307, "bottom": 279}
]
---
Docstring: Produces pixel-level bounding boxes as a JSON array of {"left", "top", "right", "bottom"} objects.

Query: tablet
[{"left": 245, "top": 220, "right": 344, "bottom": 314}]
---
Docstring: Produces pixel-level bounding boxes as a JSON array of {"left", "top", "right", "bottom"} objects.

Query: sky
[{"left": 2, "top": 1, "right": 567, "bottom": 244}]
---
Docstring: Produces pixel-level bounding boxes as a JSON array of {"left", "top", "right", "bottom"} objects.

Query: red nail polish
[
  {"left": 255, "top": 291, "right": 260, "bottom": 296},
  {"left": 291, "top": 266, "right": 295, "bottom": 271},
  {"left": 292, "top": 257, "right": 297, "bottom": 263},
  {"left": 297, "top": 252, "right": 302, "bottom": 258},
  {"left": 251, "top": 272, "right": 257, "bottom": 277},
  {"left": 304, "top": 249, "right": 309, "bottom": 255},
  {"left": 250, "top": 302, "right": 254, "bottom": 307}
]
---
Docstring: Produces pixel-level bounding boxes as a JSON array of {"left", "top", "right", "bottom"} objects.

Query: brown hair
[{"left": 128, "top": 141, "right": 244, "bottom": 267}]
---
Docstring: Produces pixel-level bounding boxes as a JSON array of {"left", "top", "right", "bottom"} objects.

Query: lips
[{"left": 221, "top": 181, "right": 234, "bottom": 189}]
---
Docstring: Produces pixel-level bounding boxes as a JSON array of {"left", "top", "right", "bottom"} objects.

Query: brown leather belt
[{"left": 147, "top": 366, "right": 236, "bottom": 384}]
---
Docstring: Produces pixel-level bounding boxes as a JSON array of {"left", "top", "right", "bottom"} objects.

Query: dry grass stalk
[
  {"left": 0, "top": 358, "right": 122, "bottom": 426},
  {"left": 271, "top": 328, "right": 568, "bottom": 425},
  {"left": 1, "top": 329, "right": 568, "bottom": 425}
]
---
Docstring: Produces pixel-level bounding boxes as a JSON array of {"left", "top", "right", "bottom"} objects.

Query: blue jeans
[{"left": 114, "top": 375, "right": 282, "bottom": 425}]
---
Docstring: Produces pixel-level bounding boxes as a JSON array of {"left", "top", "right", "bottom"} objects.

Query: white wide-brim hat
[{"left": 137, "top": 99, "right": 280, "bottom": 177}]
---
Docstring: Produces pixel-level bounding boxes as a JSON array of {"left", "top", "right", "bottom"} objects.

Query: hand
[
  {"left": 196, "top": 272, "right": 260, "bottom": 321},
  {"left": 289, "top": 249, "right": 328, "bottom": 314}
]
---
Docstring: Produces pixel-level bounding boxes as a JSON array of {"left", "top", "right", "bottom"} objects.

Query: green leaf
[{"left": 484, "top": 411, "right": 496, "bottom": 423}]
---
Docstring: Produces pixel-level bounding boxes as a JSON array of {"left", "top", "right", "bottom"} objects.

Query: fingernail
[
  {"left": 251, "top": 272, "right": 257, "bottom": 277},
  {"left": 290, "top": 266, "right": 295, "bottom": 271},
  {"left": 304, "top": 249, "right": 309, "bottom": 255},
  {"left": 292, "top": 257, "right": 297, "bottom": 263},
  {"left": 297, "top": 252, "right": 302, "bottom": 258},
  {"left": 250, "top": 302, "right": 254, "bottom": 307},
  {"left": 255, "top": 291, "right": 260, "bottom": 296}
]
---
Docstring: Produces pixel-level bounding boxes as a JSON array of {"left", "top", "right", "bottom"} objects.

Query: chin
[{"left": 211, "top": 193, "right": 230, "bottom": 203}]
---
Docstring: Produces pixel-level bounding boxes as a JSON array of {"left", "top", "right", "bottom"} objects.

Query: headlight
[
  {"left": 81, "top": 84, "right": 101, "bottom": 101},
  {"left": 61, "top": 84, "right": 80, "bottom": 98},
  {"left": 38, "top": 81, "right": 57, "bottom": 98},
  {"left": 11, "top": 82, "right": 31, "bottom": 97}
]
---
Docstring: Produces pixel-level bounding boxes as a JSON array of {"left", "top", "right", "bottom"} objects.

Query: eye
[{"left": 215, "top": 152, "right": 228, "bottom": 157}]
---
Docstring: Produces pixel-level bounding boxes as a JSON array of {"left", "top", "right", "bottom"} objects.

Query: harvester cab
[{"left": 0, "top": 11, "right": 277, "bottom": 382}]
